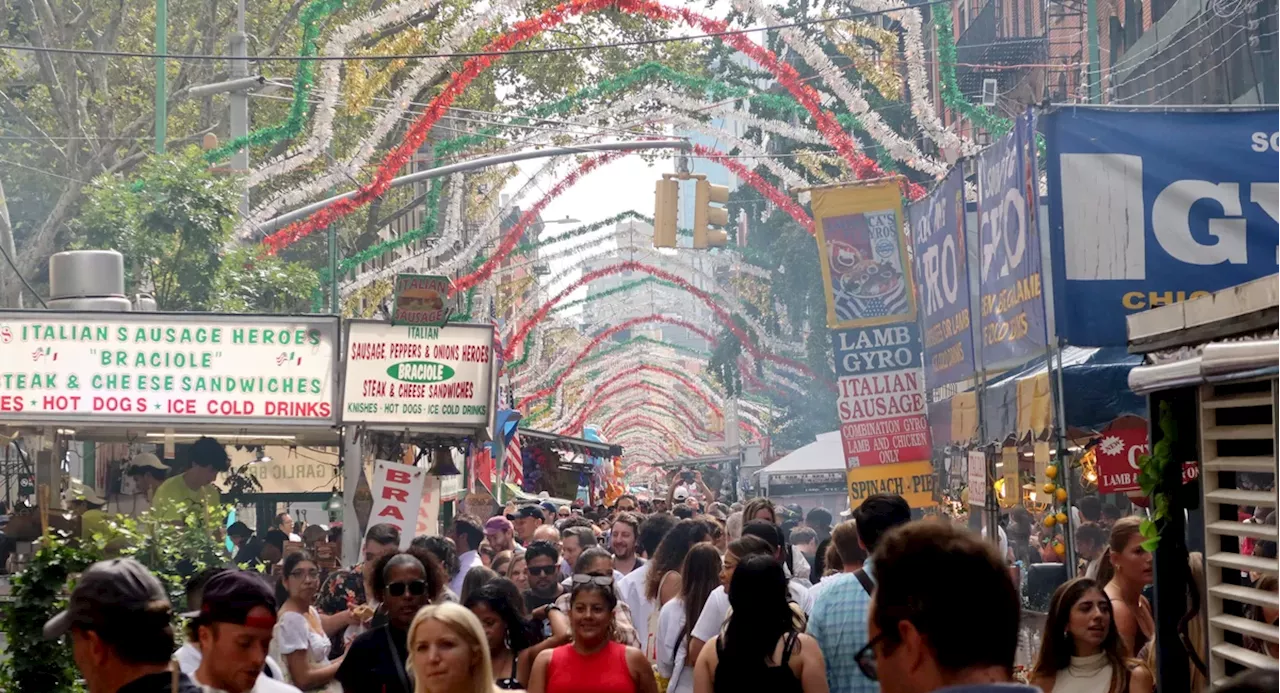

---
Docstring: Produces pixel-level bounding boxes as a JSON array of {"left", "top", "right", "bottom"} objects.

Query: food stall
[
  {"left": 756, "top": 432, "right": 851, "bottom": 514},
  {"left": 338, "top": 319, "right": 498, "bottom": 560},
  {"left": 515, "top": 427, "right": 622, "bottom": 505},
  {"left": 1126, "top": 274, "right": 1278, "bottom": 692}
]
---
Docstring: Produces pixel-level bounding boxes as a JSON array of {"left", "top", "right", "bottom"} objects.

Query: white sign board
[
  {"left": 967, "top": 450, "right": 987, "bottom": 508},
  {"left": 343, "top": 322, "right": 495, "bottom": 427},
  {"left": 0, "top": 312, "right": 338, "bottom": 425},
  {"left": 367, "top": 460, "right": 427, "bottom": 549}
]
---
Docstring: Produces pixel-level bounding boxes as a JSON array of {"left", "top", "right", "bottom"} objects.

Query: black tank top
[{"left": 713, "top": 632, "right": 803, "bottom": 693}]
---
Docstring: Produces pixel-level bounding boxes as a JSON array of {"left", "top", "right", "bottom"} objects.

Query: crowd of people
[{"left": 42, "top": 477, "right": 1279, "bottom": 693}]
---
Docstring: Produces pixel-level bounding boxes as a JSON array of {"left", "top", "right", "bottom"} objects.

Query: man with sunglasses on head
[{"left": 335, "top": 553, "right": 430, "bottom": 693}]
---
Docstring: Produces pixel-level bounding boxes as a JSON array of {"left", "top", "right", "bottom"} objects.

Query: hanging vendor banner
[
  {"left": 812, "top": 181, "right": 917, "bottom": 329},
  {"left": 392, "top": 274, "right": 450, "bottom": 326},
  {"left": 0, "top": 312, "right": 338, "bottom": 425},
  {"left": 343, "top": 321, "right": 496, "bottom": 428},
  {"left": 367, "top": 460, "right": 427, "bottom": 549},
  {"left": 831, "top": 323, "right": 931, "bottom": 468},
  {"left": 1094, "top": 420, "right": 1200, "bottom": 493},
  {"left": 847, "top": 460, "right": 937, "bottom": 509},
  {"left": 977, "top": 109, "right": 1047, "bottom": 370},
  {"left": 908, "top": 167, "right": 975, "bottom": 386},
  {"left": 1045, "top": 107, "right": 1280, "bottom": 346}
]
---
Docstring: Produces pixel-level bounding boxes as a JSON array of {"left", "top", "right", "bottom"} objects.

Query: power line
[
  {"left": 0, "top": 239, "right": 48, "bottom": 308},
  {"left": 0, "top": 1, "right": 950, "bottom": 63}
]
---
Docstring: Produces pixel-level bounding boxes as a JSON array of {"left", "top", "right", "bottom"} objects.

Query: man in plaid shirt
[{"left": 807, "top": 494, "right": 912, "bottom": 693}]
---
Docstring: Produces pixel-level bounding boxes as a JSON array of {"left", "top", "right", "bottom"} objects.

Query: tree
[{"left": 72, "top": 146, "right": 317, "bottom": 312}]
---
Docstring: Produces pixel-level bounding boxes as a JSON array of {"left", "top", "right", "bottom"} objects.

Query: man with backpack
[{"left": 806, "top": 494, "right": 911, "bottom": 693}]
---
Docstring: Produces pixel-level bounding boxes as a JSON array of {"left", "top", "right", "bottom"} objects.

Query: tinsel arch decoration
[
  {"left": 260, "top": 0, "right": 911, "bottom": 255},
  {"left": 560, "top": 374, "right": 723, "bottom": 437},
  {"left": 607, "top": 417, "right": 702, "bottom": 458}
]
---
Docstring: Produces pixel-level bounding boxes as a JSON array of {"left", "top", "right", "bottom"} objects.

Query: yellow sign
[
  {"left": 811, "top": 181, "right": 917, "bottom": 329},
  {"left": 846, "top": 460, "right": 937, "bottom": 509}
]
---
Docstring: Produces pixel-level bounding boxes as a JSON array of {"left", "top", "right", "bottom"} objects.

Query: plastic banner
[
  {"left": 812, "top": 181, "right": 917, "bottom": 329},
  {"left": 846, "top": 460, "right": 937, "bottom": 509},
  {"left": 831, "top": 323, "right": 931, "bottom": 468},
  {"left": 367, "top": 460, "right": 427, "bottom": 549},
  {"left": 977, "top": 109, "right": 1046, "bottom": 369},
  {"left": 1045, "top": 107, "right": 1279, "bottom": 346},
  {"left": 909, "top": 166, "right": 975, "bottom": 386}
]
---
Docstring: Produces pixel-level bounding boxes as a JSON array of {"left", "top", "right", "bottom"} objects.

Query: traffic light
[
  {"left": 654, "top": 177, "right": 678, "bottom": 248},
  {"left": 693, "top": 178, "right": 730, "bottom": 249}
]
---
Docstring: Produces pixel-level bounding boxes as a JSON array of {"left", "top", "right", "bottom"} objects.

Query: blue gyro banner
[
  {"left": 908, "top": 166, "right": 974, "bottom": 387},
  {"left": 977, "top": 109, "right": 1047, "bottom": 370},
  {"left": 1044, "top": 107, "right": 1279, "bottom": 346}
]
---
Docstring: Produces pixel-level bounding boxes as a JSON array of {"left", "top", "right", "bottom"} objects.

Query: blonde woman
[{"left": 408, "top": 602, "right": 500, "bottom": 693}]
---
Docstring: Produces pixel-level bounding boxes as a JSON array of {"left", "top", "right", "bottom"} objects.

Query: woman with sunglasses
[
  {"left": 692, "top": 555, "right": 827, "bottom": 693},
  {"left": 1030, "top": 578, "right": 1153, "bottom": 693},
  {"left": 274, "top": 551, "right": 347, "bottom": 692},
  {"left": 336, "top": 553, "right": 435, "bottom": 693},
  {"left": 528, "top": 573, "right": 659, "bottom": 693}
]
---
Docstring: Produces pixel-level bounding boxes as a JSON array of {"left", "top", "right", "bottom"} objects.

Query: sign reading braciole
[
  {"left": 0, "top": 312, "right": 339, "bottom": 425},
  {"left": 342, "top": 321, "right": 495, "bottom": 427}
]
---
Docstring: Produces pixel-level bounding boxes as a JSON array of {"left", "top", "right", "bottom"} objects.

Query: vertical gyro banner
[{"left": 908, "top": 166, "right": 975, "bottom": 387}]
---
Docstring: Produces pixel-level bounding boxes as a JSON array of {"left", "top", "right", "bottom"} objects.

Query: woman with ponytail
[{"left": 1096, "top": 517, "right": 1154, "bottom": 657}]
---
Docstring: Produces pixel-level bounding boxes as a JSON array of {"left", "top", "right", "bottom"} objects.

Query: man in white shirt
[
  {"left": 185, "top": 570, "right": 297, "bottom": 693},
  {"left": 449, "top": 514, "right": 486, "bottom": 596}
]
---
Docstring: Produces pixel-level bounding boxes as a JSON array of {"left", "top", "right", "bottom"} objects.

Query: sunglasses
[
  {"left": 854, "top": 633, "right": 886, "bottom": 681},
  {"left": 528, "top": 565, "right": 558, "bottom": 576},
  {"left": 571, "top": 574, "right": 614, "bottom": 587},
  {"left": 387, "top": 580, "right": 427, "bottom": 597}
]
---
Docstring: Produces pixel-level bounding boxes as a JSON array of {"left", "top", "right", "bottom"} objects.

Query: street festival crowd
[{"left": 40, "top": 441, "right": 1279, "bottom": 693}]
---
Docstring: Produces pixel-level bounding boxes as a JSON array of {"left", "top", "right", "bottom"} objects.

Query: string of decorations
[
  {"left": 823, "top": 20, "right": 903, "bottom": 100},
  {"left": 261, "top": 0, "right": 904, "bottom": 254},
  {"left": 342, "top": 27, "right": 427, "bottom": 115},
  {"left": 206, "top": 0, "right": 347, "bottom": 163},
  {"left": 933, "top": 4, "right": 1014, "bottom": 136}
]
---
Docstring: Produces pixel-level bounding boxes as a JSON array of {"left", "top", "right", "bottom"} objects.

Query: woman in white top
[
  {"left": 657, "top": 544, "right": 721, "bottom": 693},
  {"left": 274, "top": 551, "right": 355, "bottom": 692},
  {"left": 1030, "top": 578, "right": 1153, "bottom": 693}
]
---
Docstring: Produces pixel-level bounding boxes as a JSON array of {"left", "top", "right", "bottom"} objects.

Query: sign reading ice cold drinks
[
  {"left": 831, "top": 323, "right": 931, "bottom": 468},
  {"left": 343, "top": 321, "right": 495, "bottom": 427},
  {"left": 0, "top": 312, "right": 338, "bottom": 425}
]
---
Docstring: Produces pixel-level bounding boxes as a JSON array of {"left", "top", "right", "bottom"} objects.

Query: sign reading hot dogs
[
  {"left": 392, "top": 274, "right": 450, "bottom": 327},
  {"left": 343, "top": 321, "right": 494, "bottom": 426},
  {"left": 0, "top": 312, "right": 338, "bottom": 425}
]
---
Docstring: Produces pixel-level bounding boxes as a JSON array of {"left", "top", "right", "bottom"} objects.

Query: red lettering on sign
[
  {"left": 386, "top": 469, "right": 412, "bottom": 484},
  {"left": 382, "top": 487, "right": 408, "bottom": 502},
  {"left": 376, "top": 506, "right": 405, "bottom": 521}
]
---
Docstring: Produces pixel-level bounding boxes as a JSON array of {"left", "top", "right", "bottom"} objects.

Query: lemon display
[
  {"left": 1043, "top": 483, "right": 1056, "bottom": 494},
  {"left": 1056, "top": 488, "right": 1068, "bottom": 503},
  {"left": 1045, "top": 465, "right": 1058, "bottom": 480},
  {"left": 1056, "top": 512, "right": 1069, "bottom": 525},
  {"left": 1043, "top": 515, "right": 1056, "bottom": 528}
]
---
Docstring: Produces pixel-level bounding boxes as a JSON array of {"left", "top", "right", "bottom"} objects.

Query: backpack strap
[{"left": 853, "top": 568, "right": 874, "bottom": 595}]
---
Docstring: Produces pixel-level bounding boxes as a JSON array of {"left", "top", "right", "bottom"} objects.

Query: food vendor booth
[
  {"left": 0, "top": 308, "right": 342, "bottom": 567},
  {"left": 338, "top": 319, "right": 499, "bottom": 561}
]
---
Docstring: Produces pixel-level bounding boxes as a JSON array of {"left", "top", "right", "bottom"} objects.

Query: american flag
[
  {"left": 505, "top": 430, "right": 524, "bottom": 487},
  {"left": 835, "top": 279, "right": 909, "bottom": 320}
]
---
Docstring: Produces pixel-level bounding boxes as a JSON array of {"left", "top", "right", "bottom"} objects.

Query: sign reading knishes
[
  {"left": 343, "top": 321, "right": 495, "bottom": 427},
  {"left": 847, "top": 460, "right": 937, "bottom": 508},
  {"left": 0, "top": 313, "right": 338, "bottom": 424},
  {"left": 831, "top": 322, "right": 931, "bottom": 468}
]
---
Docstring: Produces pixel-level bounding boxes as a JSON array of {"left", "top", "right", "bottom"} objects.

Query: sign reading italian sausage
[
  {"left": 392, "top": 274, "right": 450, "bottom": 327},
  {"left": 831, "top": 323, "right": 931, "bottom": 468},
  {"left": 343, "top": 321, "right": 495, "bottom": 427},
  {"left": 0, "top": 311, "right": 338, "bottom": 425}
]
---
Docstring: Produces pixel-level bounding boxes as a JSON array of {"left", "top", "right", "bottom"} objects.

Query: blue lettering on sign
[
  {"left": 1046, "top": 107, "right": 1280, "bottom": 346},
  {"left": 831, "top": 322, "right": 923, "bottom": 378}
]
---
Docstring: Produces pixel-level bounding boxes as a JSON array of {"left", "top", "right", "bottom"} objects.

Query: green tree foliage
[{"left": 72, "top": 147, "right": 317, "bottom": 312}]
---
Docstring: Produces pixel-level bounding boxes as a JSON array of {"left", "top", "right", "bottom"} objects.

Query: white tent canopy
[{"left": 757, "top": 431, "right": 844, "bottom": 486}]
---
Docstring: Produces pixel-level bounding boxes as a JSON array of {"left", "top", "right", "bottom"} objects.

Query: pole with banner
[{"left": 809, "top": 177, "right": 936, "bottom": 512}]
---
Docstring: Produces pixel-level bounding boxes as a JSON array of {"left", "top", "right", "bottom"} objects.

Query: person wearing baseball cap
[
  {"left": 113, "top": 452, "right": 170, "bottom": 516},
  {"left": 483, "top": 515, "right": 522, "bottom": 555},
  {"left": 510, "top": 504, "right": 544, "bottom": 545},
  {"left": 44, "top": 557, "right": 201, "bottom": 693},
  {"left": 188, "top": 571, "right": 300, "bottom": 693}
]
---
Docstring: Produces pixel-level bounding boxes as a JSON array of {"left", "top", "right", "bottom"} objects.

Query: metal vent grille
[{"left": 1200, "top": 378, "right": 1279, "bottom": 684}]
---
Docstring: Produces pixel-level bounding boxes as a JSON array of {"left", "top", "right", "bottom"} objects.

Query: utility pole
[
  {"left": 1086, "top": 0, "right": 1102, "bottom": 102},
  {"left": 155, "top": 0, "right": 167, "bottom": 153},
  {"left": 230, "top": 0, "right": 250, "bottom": 217}
]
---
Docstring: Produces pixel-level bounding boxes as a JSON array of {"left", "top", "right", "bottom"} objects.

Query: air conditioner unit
[{"left": 981, "top": 78, "right": 999, "bottom": 106}]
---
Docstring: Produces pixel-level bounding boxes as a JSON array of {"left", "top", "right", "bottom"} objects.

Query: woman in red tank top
[{"left": 528, "top": 574, "right": 658, "bottom": 693}]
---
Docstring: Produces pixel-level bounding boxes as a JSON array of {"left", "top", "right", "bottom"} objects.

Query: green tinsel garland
[
  {"left": 933, "top": 6, "right": 1014, "bottom": 136},
  {"left": 205, "top": 0, "right": 345, "bottom": 162}
]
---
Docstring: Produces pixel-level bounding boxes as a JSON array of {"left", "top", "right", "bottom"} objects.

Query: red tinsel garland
[
  {"left": 504, "top": 260, "right": 814, "bottom": 379},
  {"left": 605, "top": 415, "right": 698, "bottom": 457},
  {"left": 602, "top": 400, "right": 714, "bottom": 442},
  {"left": 559, "top": 367, "right": 722, "bottom": 435},
  {"left": 262, "top": 0, "right": 913, "bottom": 255},
  {"left": 514, "top": 313, "right": 718, "bottom": 411}
]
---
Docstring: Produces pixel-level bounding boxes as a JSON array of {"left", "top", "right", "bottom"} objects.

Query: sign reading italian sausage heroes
[
  {"left": 343, "top": 321, "right": 494, "bottom": 426},
  {"left": 831, "top": 323, "right": 931, "bottom": 469},
  {"left": 977, "top": 109, "right": 1046, "bottom": 369},
  {"left": 909, "top": 167, "right": 975, "bottom": 386},
  {"left": 0, "top": 312, "right": 337, "bottom": 424}
]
